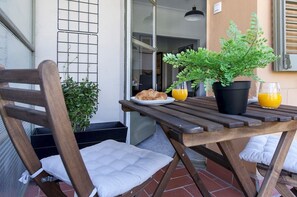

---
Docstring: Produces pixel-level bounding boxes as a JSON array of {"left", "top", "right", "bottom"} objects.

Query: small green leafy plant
[
  {"left": 62, "top": 77, "right": 99, "bottom": 132},
  {"left": 163, "top": 14, "right": 279, "bottom": 92}
]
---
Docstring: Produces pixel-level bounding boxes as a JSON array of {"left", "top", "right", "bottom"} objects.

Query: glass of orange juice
[
  {"left": 258, "top": 82, "right": 282, "bottom": 109},
  {"left": 172, "top": 82, "right": 188, "bottom": 101}
]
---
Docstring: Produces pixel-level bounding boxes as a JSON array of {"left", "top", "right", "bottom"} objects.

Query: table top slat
[
  {"left": 168, "top": 103, "right": 244, "bottom": 128},
  {"left": 189, "top": 97, "right": 294, "bottom": 122},
  {"left": 151, "top": 105, "right": 224, "bottom": 132},
  {"left": 249, "top": 103, "right": 297, "bottom": 116},
  {"left": 183, "top": 99, "right": 262, "bottom": 126},
  {"left": 119, "top": 100, "right": 204, "bottom": 133},
  {"left": 247, "top": 105, "right": 295, "bottom": 120}
]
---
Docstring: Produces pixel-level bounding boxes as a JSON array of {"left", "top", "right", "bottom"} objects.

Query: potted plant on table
[
  {"left": 163, "top": 14, "right": 279, "bottom": 114},
  {"left": 31, "top": 76, "right": 127, "bottom": 159}
]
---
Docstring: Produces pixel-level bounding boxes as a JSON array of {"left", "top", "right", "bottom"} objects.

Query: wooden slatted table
[{"left": 119, "top": 97, "right": 297, "bottom": 197}]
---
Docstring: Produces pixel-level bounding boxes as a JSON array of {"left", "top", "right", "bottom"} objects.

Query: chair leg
[{"left": 275, "top": 183, "right": 295, "bottom": 197}]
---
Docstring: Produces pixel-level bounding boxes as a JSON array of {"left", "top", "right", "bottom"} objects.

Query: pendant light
[{"left": 184, "top": 1, "right": 204, "bottom": 21}]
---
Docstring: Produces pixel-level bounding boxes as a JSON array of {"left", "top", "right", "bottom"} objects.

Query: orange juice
[
  {"left": 258, "top": 93, "right": 282, "bottom": 109},
  {"left": 172, "top": 89, "right": 188, "bottom": 101}
]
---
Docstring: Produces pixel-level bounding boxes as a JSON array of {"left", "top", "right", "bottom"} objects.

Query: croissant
[{"left": 135, "top": 89, "right": 167, "bottom": 100}]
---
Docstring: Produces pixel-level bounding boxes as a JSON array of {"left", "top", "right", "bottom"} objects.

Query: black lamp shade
[{"left": 184, "top": 6, "right": 204, "bottom": 21}]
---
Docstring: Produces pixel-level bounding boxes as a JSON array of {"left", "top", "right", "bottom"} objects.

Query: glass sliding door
[
  {"left": 131, "top": 0, "right": 157, "bottom": 95},
  {"left": 126, "top": 0, "right": 157, "bottom": 145}
]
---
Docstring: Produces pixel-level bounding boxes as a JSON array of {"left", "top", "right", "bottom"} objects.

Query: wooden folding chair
[
  {"left": 240, "top": 134, "right": 297, "bottom": 197},
  {"left": 257, "top": 164, "right": 297, "bottom": 197},
  {"left": 0, "top": 60, "right": 172, "bottom": 197}
]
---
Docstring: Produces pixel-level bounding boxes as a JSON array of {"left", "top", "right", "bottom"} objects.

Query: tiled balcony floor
[{"left": 24, "top": 164, "right": 244, "bottom": 197}]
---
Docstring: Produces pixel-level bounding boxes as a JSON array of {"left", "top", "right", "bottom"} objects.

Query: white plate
[{"left": 130, "top": 97, "right": 175, "bottom": 106}]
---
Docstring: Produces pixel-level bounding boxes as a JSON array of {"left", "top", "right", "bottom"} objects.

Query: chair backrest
[{"left": 0, "top": 60, "right": 97, "bottom": 197}]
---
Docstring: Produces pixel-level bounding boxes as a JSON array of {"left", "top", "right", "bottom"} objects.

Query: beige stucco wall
[
  {"left": 207, "top": 0, "right": 258, "bottom": 97},
  {"left": 256, "top": 0, "right": 297, "bottom": 106},
  {"left": 207, "top": 0, "right": 297, "bottom": 106}
]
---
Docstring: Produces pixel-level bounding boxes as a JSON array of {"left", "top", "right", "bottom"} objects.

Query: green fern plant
[{"left": 163, "top": 13, "right": 279, "bottom": 92}]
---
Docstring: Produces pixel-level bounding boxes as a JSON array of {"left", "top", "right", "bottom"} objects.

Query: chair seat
[
  {"left": 239, "top": 135, "right": 297, "bottom": 173},
  {"left": 41, "top": 139, "right": 172, "bottom": 197}
]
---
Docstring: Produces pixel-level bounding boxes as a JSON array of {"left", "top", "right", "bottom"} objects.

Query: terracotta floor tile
[
  {"left": 199, "top": 169, "right": 218, "bottom": 180},
  {"left": 24, "top": 182, "right": 39, "bottom": 197},
  {"left": 184, "top": 184, "right": 203, "bottom": 197},
  {"left": 206, "top": 161, "right": 233, "bottom": 184},
  {"left": 144, "top": 179, "right": 159, "bottom": 195},
  {"left": 153, "top": 169, "right": 165, "bottom": 183},
  {"left": 137, "top": 189, "right": 150, "bottom": 197},
  {"left": 198, "top": 173, "right": 226, "bottom": 192},
  {"left": 165, "top": 175, "right": 194, "bottom": 190},
  {"left": 171, "top": 167, "right": 189, "bottom": 178},
  {"left": 162, "top": 188, "right": 193, "bottom": 197},
  {"left": 212, "top": 187, "right": 244, "bottom": 197}
]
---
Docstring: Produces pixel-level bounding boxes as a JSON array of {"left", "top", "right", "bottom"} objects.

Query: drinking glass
[
  {"left": 258, "top": 82, "right": 282, "bottom": 109},
  {"left": 172, "top": 81, "right": 188, "bottom": 101}
]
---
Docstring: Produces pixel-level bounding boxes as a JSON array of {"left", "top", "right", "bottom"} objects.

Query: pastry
[{"left": 135, "top": 89, "right": 167, "bottom": 100}]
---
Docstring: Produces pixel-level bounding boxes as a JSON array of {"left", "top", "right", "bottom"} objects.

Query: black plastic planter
[
  {"left": 212, "top": 81, "right": 251, "bottom": 115},
  {"left": 31, "top": 121, "right": 127, "bottom": 159}
]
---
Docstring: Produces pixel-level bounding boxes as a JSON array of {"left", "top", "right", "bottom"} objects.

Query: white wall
[{"left": 35, "top": 0, "right": 125, "bottom": 123}]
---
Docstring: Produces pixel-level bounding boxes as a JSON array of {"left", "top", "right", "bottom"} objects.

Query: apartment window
[{"left": 273, "top": 0, "right": 297, "bottom": 71}]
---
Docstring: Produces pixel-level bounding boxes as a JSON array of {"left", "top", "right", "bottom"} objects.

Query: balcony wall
[{"left": 35, "top": 0, "right": 125, "bottom": 124}]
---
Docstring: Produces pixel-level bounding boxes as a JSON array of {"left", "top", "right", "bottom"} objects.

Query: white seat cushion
[
  {"left": 239, "top": 135, "right": 297, "bottom": 173},
  {"left": 41, "top": 139, "right": 172, "bottom": 197}
]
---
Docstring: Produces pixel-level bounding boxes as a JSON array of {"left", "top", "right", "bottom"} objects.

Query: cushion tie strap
[
  {"left": 18, "top": 168, "right": 44, "bottom": 184},
  {"left": 74, "top": 188, "right": 97, "bottom": 197},
  {"left": 89, "top": 188, "right": 98, "bottom": 197}
]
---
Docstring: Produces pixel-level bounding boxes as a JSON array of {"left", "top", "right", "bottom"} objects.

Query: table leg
[
  {"left": 217, "top": 141, "right": 257, "bottom": 197},
  {"left": 257, "top": 130, "right": 296, "bottom": 197},
  {"left": 153, "top": 154, "right": 180, "bottom": 197},
  {"left": 160, "top": 124, "right": 211, "bottom": 197}
]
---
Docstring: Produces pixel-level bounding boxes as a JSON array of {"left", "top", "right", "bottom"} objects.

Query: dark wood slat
[
  {"left": 275, "top": 103, "right": 297, "bottom": 111},
  {"left": 0, "top": 87, "right": 45, "bottom": 106},
  {"left": 181, "top": 100, "right": 262, "bottom": 126},
  {"left": 151, "top": 105, "right": 224, "bottom": 132},
  {"left": 247, "top": 105, "right": 296, "bottom": 120},
  {"left": 4, "top": 104, "right": 49, "bottom": 127},
  {"left": 242, "top": 110, "right": 278, "bottom": 122},
  {"left": 187, "top": 97, "right": 217, "bottom": 105},
  {"left": 185, "top": 98, "right": 218, "bottom": 110},
  {"left": 120, "top": 100, "right": 204, "bottom": 133},
  {"left": 188, "top": 97, "right": 284, "bottom": 122},
  {"left": 250, "top": 103, "right": 297, "bottom": 115},
  {"left": 0, "top": 69, "right": 40, "bottom": 84},
  {"left": 168, "top": 102, "right": 244, "bottom": 128},
  {"left": 245, "top": 108, "right": 291, "bottom": 122}
]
